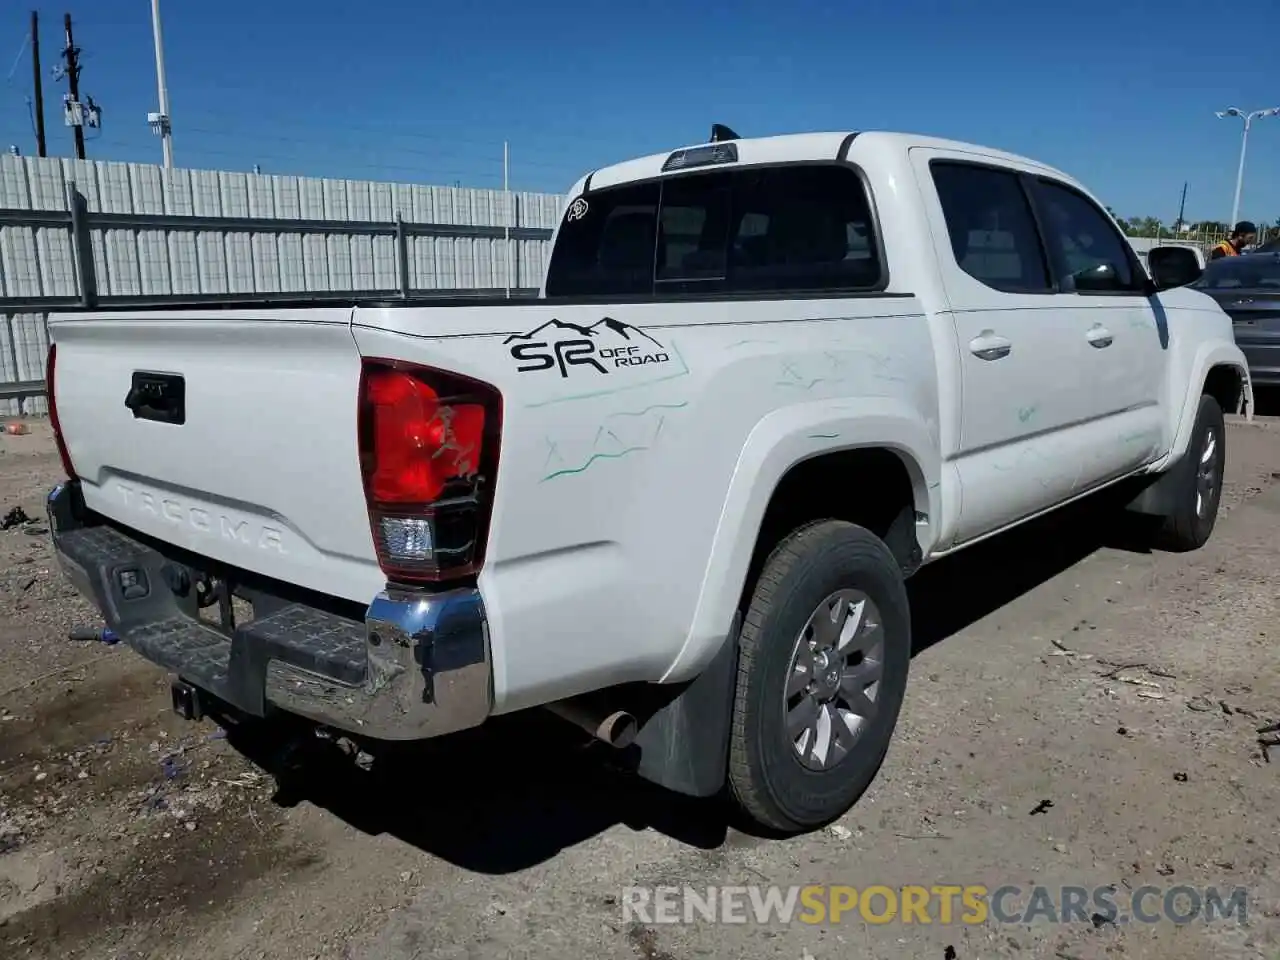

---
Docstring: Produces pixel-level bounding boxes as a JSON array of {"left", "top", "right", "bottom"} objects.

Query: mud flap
[
  {"left": 629, "top": 614, "right": 741, "bottom": 798},
  {"left": 1124, "top": 459, "right": 1187, "bottom": 518}
]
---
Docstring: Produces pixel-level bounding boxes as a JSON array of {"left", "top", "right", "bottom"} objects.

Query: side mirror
[
  {"left": 1147, "top": 246, "right": 1203, "bottom": 290},
  {"left": 1071, "top": 261, "right": 1122, "bottom": 292}
]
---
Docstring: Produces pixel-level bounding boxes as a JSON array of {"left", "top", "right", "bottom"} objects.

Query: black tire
[
  {"left": 1155, "top": 394, "right": 1226, "bottom": 552},
  {"left": 727, "top": 520, "right": 911, "bottom": 835}
]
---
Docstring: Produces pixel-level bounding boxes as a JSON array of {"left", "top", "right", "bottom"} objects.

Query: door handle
[
  {"left": 968, "top": 331, "right": 1012, "bottom": 361},
  {"left": 1086, "top": 324, "right": 1114, "bottom": 349}
]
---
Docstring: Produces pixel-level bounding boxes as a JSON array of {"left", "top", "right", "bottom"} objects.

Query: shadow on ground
[
  {"left": 908, "top": 492, "right": 1154, "bottom": 657},
  {"left": 1252, "top": 385, "right": 1280, "bottom": 418},
  {"left": 224, "top": 493, "right": 1155, "bottom": 874}
]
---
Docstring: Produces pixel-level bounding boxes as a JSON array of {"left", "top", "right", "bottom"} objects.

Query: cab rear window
[{"left": 544, "top": 164, "right": 883, "bottom": 298}]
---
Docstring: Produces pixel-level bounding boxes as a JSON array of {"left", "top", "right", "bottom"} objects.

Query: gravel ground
[{"left": 4, "top": 411, "right": 1280, "bottom": 960}]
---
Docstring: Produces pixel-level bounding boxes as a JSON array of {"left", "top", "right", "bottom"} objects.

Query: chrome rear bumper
[{"left": 48, "top": 481, "right": 492, "bottom": 740}]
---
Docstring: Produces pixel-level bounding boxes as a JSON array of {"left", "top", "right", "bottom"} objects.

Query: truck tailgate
[{"left": 48, "top": 308, "right": 381, "bottom": 603}]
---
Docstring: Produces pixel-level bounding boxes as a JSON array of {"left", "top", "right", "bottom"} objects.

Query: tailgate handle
[{"left": 125, "top": 372, "right": 186, "bottom": 425}]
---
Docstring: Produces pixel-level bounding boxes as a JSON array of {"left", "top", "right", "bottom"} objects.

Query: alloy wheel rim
[
  {"left": 1196, "top": 427, "right": 1219, "bottom": 520},
  {"left": 783, "top": 589, "right": 885, "bottom": 771}
]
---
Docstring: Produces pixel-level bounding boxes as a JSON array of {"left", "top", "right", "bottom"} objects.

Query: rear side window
[
  {"left": 543, "top": 182, "right": 660, "bottom": 297},
  {"left": 544, "top": 164, "right": 882, "bottom": 298},
  {"left": 930, "top": 162, "right": 1051, "bottom": 294}
]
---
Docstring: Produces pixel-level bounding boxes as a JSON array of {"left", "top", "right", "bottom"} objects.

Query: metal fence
[
  {"left": 0, "top": 154, "right": 567, "bottom": 415},
  {"left": 1127, "top": 225, "right": 1280, "bottom": 256}
]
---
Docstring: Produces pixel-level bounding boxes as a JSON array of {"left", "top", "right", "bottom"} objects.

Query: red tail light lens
[
  {"left": 358, "top": 359, "right": 501, "bottom": 583},
  {"left": 46, "top": 343, "right": 78, "bottom": 481},
  {"left": 365, "top": 370, "right": 485, "bottom": 503}
]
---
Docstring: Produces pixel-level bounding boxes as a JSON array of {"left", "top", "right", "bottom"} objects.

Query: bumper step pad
[
  {"left": 53, "top": 521, "right": 366, "bottom": 718},
  {"left": 130, "top": 616, "right": 232, "bottom": 690}
]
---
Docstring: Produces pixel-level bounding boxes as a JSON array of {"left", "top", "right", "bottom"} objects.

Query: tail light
[
  {"left": 46, "top": 343, "right": 78, "bottom": 481},
  {"left": 357, "top": 359, "right": 502, "bottom": 583}
]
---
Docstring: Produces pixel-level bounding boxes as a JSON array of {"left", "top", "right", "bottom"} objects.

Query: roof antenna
[{"left": 709, "top": 123, "right": 740, "bottom": 143}]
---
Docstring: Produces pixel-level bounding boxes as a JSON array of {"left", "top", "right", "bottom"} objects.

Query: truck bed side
[{"left": 351, "top": 296, "right": 941, "bottom": 713}]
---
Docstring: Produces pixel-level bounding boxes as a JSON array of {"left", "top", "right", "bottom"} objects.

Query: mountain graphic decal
[
  {"left": 503, "top": 316, "right": 662, "bottom": 347},
  {"left": 588, "top": 317, "right": 664, "bottom": 347},
  {"left": 506, "top": 315, "right": 674, "bottom": 379},
  {"left": 503, "top": 319, "right": 596, "bottom": 344}
]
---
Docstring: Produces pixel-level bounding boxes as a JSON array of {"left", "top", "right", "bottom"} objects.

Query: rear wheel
[
  {"left": 1155, "top": 393, "right": 1225, "bottom": 552},
  {"left": 727, "top": 520, "right": 911, "bottom": 835}
]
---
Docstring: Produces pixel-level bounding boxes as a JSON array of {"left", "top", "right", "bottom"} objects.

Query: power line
[
  {"left": 163, "top": 124, "right": 611, "bottom": 191},
  {"left": 162, "top": 92, "right": 646, "bottom": 165},
  {"left": 4, "top": 31, "right": 27, "bottom": 83},
  {"left": 77, "top": 136, "right": 516, "bottom": 186}
]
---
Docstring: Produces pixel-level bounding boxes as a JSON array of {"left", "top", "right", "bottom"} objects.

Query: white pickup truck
[{"left": 45, "top": 128, "right": 1250, "bottom": 835}]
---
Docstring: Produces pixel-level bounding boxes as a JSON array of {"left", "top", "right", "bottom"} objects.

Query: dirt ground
[{"left": 4, "top": 409, "right": 1280, "bottom": 960}]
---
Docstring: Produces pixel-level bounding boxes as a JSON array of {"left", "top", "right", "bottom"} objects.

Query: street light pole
[
  {"left": 149, "top": 0, "right": 173, "bottom": 168},
  {"left": 1216, "top": 106, "right": 1280, "bottom": 229}
]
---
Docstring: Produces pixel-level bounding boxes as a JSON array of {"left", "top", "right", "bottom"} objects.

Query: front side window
[
  {"left": 1032, "top": 179, "right": 1140, "bottom": 293},
  {"left": 543, "top": 164, "right": 882, "bottom": 298}
]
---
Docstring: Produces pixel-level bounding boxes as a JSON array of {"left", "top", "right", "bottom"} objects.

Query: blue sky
[{"left": 2, "top": 0, "right": 1278, "bottom": 226}]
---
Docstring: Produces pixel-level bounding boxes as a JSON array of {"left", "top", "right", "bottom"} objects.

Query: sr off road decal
[{"left": 504, "top": 318, "right": 672, "bottom": 378}]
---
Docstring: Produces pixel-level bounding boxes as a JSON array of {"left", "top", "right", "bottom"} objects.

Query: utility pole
[
  {"left": 1174, "top": 182, "right": 1187, "bottom": 233},
  {"left": 62, "top": 12, "right": 85, "bottom": 159},
  {"left": 148, "top": 0, "right": 173, "bottom": 167},
  {"left": 30, "top": 11, "right": 46, "bottom": 157}
]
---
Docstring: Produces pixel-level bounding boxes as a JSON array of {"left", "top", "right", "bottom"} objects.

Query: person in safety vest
[{"left": 1210, "top": 221, "right": 1257, "bottom": 260}]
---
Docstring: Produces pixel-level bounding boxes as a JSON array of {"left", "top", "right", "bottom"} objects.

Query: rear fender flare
[{"left": 662, "top": 396, "right": 939, "bottom": 683}]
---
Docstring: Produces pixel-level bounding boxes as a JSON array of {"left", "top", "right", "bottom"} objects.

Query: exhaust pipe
[{"left": 546, "top": 698, "right": 638, "bottom": 748}]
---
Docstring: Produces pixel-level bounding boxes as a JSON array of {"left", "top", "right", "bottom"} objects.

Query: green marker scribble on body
[
  {"left": 593, "top": 426, "right": 625, "bottom": 447},
  {"left": 864, "top": 353, "right": 906, "bottom": 383},
  {"left": 992, "top": 446, "right": 1052, "bottom": 472},
  {"left": 606, "top": 401, "right": 689, "bottom": 419},
  {"left": 778, "top": 361, "right": 803, "bottom": 382},
  {"left": 1018, "top": 405, "right": 1038, "bottom": 423},
  {"left": 726, "top": 339, "right": 779, "bottom": 349},
  {"left": 541, "top": 403, "right": 681, "bottom": 482},
  {"left": 776, "top": 359, "right": 831, "bottom": 390},
  {"left": 542, "top": 437, "right": 563, "bottom": 468},
  {"left": 524, "top": 342, "right": 691, "bottom": 408},
  {"left": 809, "top": 433, "right": 839, "bottom": 439},
  {"left": 541, "top": 447, "right": 648, "bottom": 482}
]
